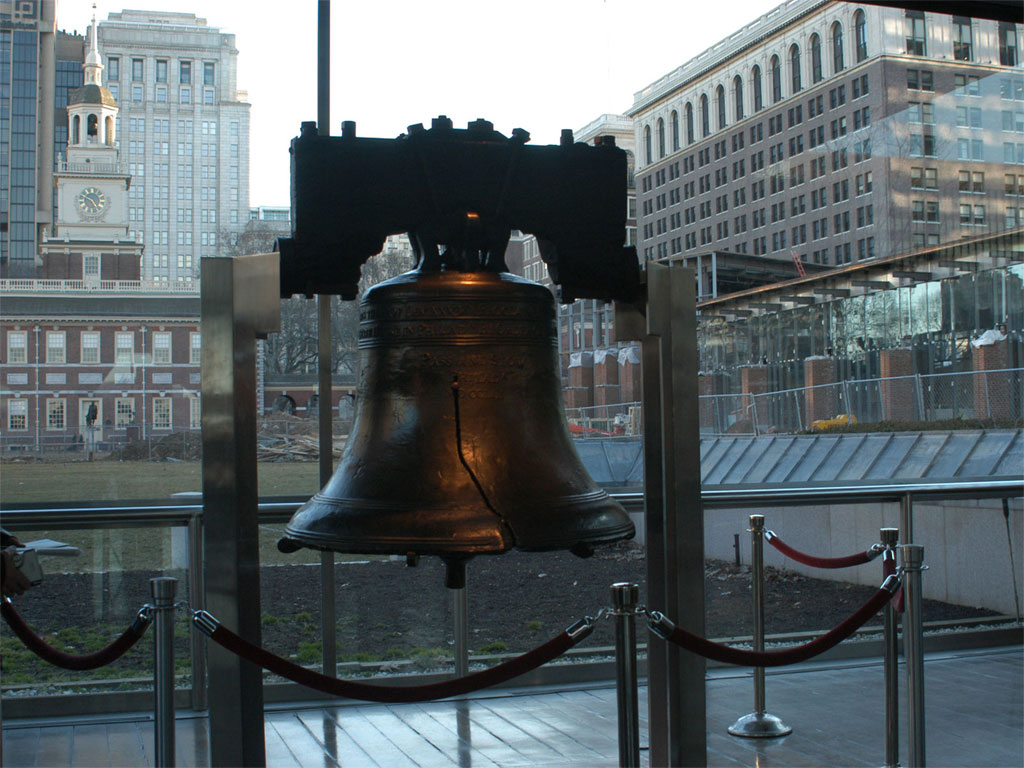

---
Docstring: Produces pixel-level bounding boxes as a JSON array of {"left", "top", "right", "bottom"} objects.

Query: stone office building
[{"left": 628, "top": 0, "right": 1023, "bottom": 268}]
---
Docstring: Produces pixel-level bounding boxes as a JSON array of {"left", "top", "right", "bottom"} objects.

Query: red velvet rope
[
  {"left": 652, "top": 583, "right": 896, "bottom": 667},
  {"left": 203, "top": 621, "right": 581, "bottom": 703},
  {"left": 1, "top": 599, "right": 150, "bottom": 671},
  {"left": 766, "top": 531, "right": 876, "bottom": 569}
]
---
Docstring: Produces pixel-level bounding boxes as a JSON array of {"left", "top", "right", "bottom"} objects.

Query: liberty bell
[{"left": 276, "top": 117, "right": 641, "bottom": 587}]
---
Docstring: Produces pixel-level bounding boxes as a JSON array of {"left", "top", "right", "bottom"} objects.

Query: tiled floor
[{"left": 3, "top": 647, "right": 1021, "bottom": 767}]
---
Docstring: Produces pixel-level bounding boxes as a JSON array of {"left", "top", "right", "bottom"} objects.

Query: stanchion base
[{"left": 727, "top": 712, "right": 792, "bottom": 738}]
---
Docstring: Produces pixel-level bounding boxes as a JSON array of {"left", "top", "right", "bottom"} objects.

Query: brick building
[{"left": 1, "top": 18, "right": 201, "bottom": 450}]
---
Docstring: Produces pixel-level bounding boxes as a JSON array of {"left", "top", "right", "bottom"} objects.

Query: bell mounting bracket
[{"left": 277, "top": 116, "right": 640, "bottom": 304}]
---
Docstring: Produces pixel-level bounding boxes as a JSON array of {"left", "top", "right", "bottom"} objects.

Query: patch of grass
[
  {"left": 526, "top": 620, "right": 543, "bottom": 633},
  {"left": 478, "top": 641, "right": 508, "bottom": 654},
  {"left": 295, "top": 641, "right": 322, "bottom": 664}
]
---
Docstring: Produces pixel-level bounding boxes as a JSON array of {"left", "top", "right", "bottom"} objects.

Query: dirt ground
[{"left": 2, "top": 542, "right": 996, "bottom": 683}]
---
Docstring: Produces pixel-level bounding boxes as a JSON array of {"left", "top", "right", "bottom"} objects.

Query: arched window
[
  {"left": 790, "top": 44, "right": 802, "bottom": 93},
  {"left": 671, "top": 110, "right": 679, "bottom": 151},
  {"left": 854, "top": 10, "right": 867, "bottom": 62},
  {"left": 105, "top": 116, "right": 114, "bottom": 145},
  {"left": 733, "top": 75, "right": 744, "bottom": 121},
  {"left": 832, "top": 21, "right": 845, "bottom": 73},
  {"left": 657, "top": 117, "right": 666, "bottom": 158},
  {"left": 716, "top": 85, "right": 727, "bottom": 130},
  {"left": 87, "top": 113, "right": 98, "bottom": 137},
  {"left": 810, "top": 34, "right": 823, "bottom": 82},
  {"left": 700, "top": 93, "right": 710, "bottom": 137},
  {"left": 72, "top": 115, "right": 80, "bottom": 144},
  {"left": 770, "top": 55, "right": 782, "bottom": 103},
  {"left": 644, "top": 125, "right": 652, "bottom": 164},
  {"left": 752, "top": 65, "right": 763, "bottom": 112},
  {"left": 905, "top": 10, "right": 926, "bottom": 56},
  {"left": 685, "top": 102, "right": 694, "bottom": 144}
]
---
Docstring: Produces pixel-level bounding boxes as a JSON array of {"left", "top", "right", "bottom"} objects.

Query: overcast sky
[{"left": 60, "top": 0, "right": 783, "bottom": 206}]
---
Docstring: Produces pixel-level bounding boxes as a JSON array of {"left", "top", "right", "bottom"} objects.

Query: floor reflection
[{"left": 456, "top": 699, "right": 472, "bottom": 767}]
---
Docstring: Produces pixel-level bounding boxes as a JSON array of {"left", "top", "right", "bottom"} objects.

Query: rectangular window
[
  {"left": 953, "top": 16, "right": 973, "bottom": 61},
  {"left": 81, "top": 332, "right": 100, "bottom": 364},
  {"left": 189, "top": 397, "right": 202, "bottom": 429},
  {"left": 180, "top": 60, "right": 192, "bottom": 84},
  {"left": 190, "top": 333, "right": 201, "bottom": 364},
  {"left": 7, "top": 331, "right": 27, "bottom": 364},
  {"left": 131, "top": 58, "right": 143, "bottom": 81},
  {"left": 203, "top": 62, "right": 215, "bottom": 85},
  {"left": 46, "top": 332, "right": 66, "bottom": 364},
  {"left": 46, "top": 399, "right": 66, "bottom": 431},
  {"left": 153, "top": 332, "right": 172, "bottom": 364},
  {"left": 8, "top": 399, "right": 27, "bottom": 431},
  {"left": 156, "top": 59, "right": 167, "bottom": 82},
  {"left": 153, "top": 398, "right": 172, "bottom": 430},
  {"left": 108, "top": 56, "right": 120, "bottom": 80},
  {"left": 115, "top": 332, "right": 135, "bottom": 366},
  {"left": 180, "top": 86, "right": 191, "bottom": 104},
  {"left": 115, "top": 398, "right": 135, "bottom": 428}
]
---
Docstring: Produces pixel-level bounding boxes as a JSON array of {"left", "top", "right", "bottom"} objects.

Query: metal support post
[
  {"left": 316, "top": 0, "right": 338, "bottom": 683},
  {"left": 635, "top": 263, "right": 706, "bottom": 766},
  {"left": 453, "top": 573, "right": 469, "bottom": 679},
  {"left": 612, "top": 582, "right": 641, "bottom": 768},
  {"left": 880, "top": 528, "right": 899, "bottom": 768},
  {"left": 899, "top": 492, "right": 914, "bottom": 546},
  {"left": 729, "top": 515, "right": 791, "bottom": 738},
  {"left": 187, "top": 515, "right": 206, "bottom": 712},
  {"left": 201, "top": 252, "right": 279, "bottom": 767},
  {"left": 151, "top": 577, "right": 177, "bottom": 768},
  {"left": 902, "top": 544, "right": 927, "bottom": 768}
]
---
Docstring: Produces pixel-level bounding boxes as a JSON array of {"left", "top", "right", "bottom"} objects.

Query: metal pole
[
  {"left": 612, "top": 582, "right": 641, "bottom": 768},
  {"left": 900, "top": 492, "right": 914, "bottom": 545},
  {"left": 902, "top": 544, "right": 927, "bottom": 768},
  {"left": 316, "top": 0, "right": 338, "bottom": 682},
  {"left": 881, "top": 527, "right": 899, "bottom": 768},
  {"left": 151, "top": 576, "right": 177, "bottom": 768},
  {"left": 453, "top": 573, "right": 469, "bottom": 679},
  {"left": 187, "top": 515, "right": 207, "bottom": 712},
  {"left": 729, "top": 514, "right": 791, "bottom": 738}
]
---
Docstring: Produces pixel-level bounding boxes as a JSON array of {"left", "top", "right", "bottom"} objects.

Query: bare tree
[{"left": 222, "top": 222, "right": 413, "bottom": 376}]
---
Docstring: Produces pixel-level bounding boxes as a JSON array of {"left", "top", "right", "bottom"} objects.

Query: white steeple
[{"left": 84, "top": 10, "right": 104, "bottom": 86}]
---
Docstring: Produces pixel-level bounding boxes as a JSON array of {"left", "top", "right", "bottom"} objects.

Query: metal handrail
[{"left": 2, "top": 481, "right": 1019, "bottom": 528}]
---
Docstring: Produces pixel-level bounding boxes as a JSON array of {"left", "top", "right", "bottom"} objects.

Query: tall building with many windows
[
  {"left": 96, "top": 9, "right": 250, "bottom": 283},
  {"left": 629, "top": 0, "right": 1022, "bottom": 268},
  {"left": 0, "top": 0, "right": 80, "bottom": 277}
]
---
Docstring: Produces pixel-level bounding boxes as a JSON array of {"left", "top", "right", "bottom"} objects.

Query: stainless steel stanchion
[
  {"left": 728, "top": 515, "right": 791, "bottom": 738},
  {"left": 151, "top": 576, "right": 178, "bottom": 768},
  {"left": 612, "top": 582, "right": 641, "bottom": 768},
  {"left": 453, "top": 574, "right": 469, "bottom": 680},
  {"left": 901, "top": 544, "right": 927, "bottom": 768},
  {"left": 880, "top": 528, "right": 899, "bottom": 768}
]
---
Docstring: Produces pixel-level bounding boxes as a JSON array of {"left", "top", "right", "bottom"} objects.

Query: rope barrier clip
[
  {"left": 646, "top": 610, "right": 675, "bottom": 640},
  {"left": 881, "top": 573, "right": 902, "bottom": 593},
  {"left": 132, "top": 605, "right": 154, "bottom": 634},
  {"left": 867, "top": 543, "right": 885, "bottom": 559},
  {"left": 192, "top": 609, "right": 220, "bottom": 638},
  {"left": 566, "top": 617, "right": 595, "bottom": 641}
]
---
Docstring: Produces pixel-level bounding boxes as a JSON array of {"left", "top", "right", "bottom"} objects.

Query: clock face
[{"left": 76, "top": 187, "right": 107, "bottom": 217}]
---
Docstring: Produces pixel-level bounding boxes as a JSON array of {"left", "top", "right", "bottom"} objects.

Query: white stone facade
[{"left": 96, "top": 10, "right": 251, "bottom": 283}]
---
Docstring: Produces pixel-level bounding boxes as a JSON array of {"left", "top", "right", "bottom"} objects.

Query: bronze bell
[{"left": 278, "top": 267, "right": 634, "bottom": 587}]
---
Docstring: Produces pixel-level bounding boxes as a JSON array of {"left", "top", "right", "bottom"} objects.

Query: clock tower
[{"left": 42, "top": 15, "right": 140, "bottom": 281}]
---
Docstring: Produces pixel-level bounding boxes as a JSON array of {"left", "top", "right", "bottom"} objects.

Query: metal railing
[
  {"left": 708, "top": 367, "right": 1023, "bottom": 435},
  {"left": 0, "top": 279, "right": 198, "bottom": 295}
]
